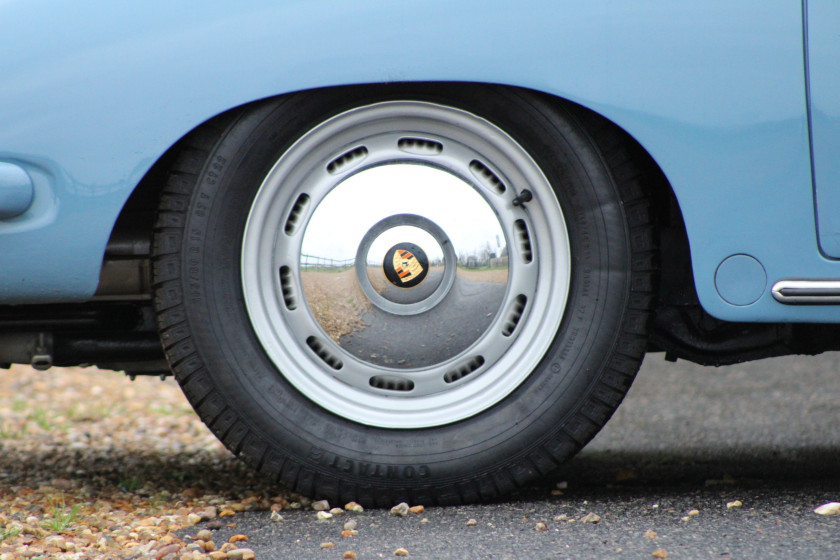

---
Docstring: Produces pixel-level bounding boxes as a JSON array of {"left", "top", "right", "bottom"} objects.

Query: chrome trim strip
[{"left": 772, "top": 280, "right": 840, "bottom": 304}]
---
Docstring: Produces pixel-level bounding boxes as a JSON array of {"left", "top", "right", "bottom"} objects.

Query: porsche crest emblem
[{"left": 383, "top": 242, "right": 429, "bottom": 288}]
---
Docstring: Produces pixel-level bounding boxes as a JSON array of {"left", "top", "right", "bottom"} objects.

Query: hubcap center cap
[
  {"left": 357, "top": 216, "right": 453, "bottom": 313},
  {"left": 384, "top": 242, "right": 429, "bottom": 288}
]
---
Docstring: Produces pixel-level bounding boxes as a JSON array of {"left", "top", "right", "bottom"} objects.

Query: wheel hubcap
[{"left": 242, "top": 101, "right": 571, "bottom": 428}]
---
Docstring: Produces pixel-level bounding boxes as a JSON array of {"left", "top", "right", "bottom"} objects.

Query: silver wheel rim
[{"left": 242, "top": 101, "right": 571, "bottom": 428}]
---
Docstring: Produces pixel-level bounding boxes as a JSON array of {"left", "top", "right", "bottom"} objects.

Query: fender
[{"left": 0, "top": 0, "right": 832, "bottom": 322}]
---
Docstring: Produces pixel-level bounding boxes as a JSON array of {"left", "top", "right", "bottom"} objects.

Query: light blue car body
[{"left": 1, "top": 0, "right": 839, "bottom": 324}]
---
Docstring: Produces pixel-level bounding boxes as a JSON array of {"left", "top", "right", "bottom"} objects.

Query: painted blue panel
[
  {"left": 0, "top": 0, "right": 836, "bottom": 324},
  {"left": 807, "top": 1, "right": 840, "bottom": 257}
]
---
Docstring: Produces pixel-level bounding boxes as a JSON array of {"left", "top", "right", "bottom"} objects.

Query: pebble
[
  {"left": 343, "top": 519, "right": 358, "bottom": 531},
  {"left": 219, "top": 509, "right": 236, "bottom": 517},
  {"left": 726, "top": 500, "right": 743, "bottom": 509},
  {"left": 344, "top": 502, "right": 364, "bottom": 512},
  {"left": 644, "top": 530, "right": 658, "bottom": 539},
  {"left": 553, "top": 514, "right": 568, "bottom": 522},
  {"left": 330, "top": 507, "right": 345, "bottom": 516},
  {"left": 390, "top": 502, "right": 410, "bottom": 517},
  {"left": 466, "top": 519, "right": 477, "bottom": 526},
  {"left": 394, "top": 547, "right": 409, "bottom": 557},
  {"left": 206, "top": 520, "right": 223, "bottom": 530},
  {"left": 341, "top": 530, "right": 356, "bottom": 538},
  {"left": 814, "top": 502, "right": 840, "bottom": 516},
  {"left": 580, "top": 513, "right": 601, "bottom": 524},
  {"left": 316, "top": 511, "right": 333, "bottom": 521},
  {"left": 154, "top": 544, "right": 180, "bottom": 559},
  {"left": 208, "top": 552, "right": 227, "bottom": 560},
  {"left": 195, "top": 530, "right": 213, "bottom": 541},
  {"left": 199, "top": 507, "right": 218, "bottom": 521},
  {"left": 535, "top": 522, "right": 547, "bottom": 531},
  {"left": 312, "top": 500, "right": 330, "bottom": 511},
  {"left": 343, "top": 552, "right": 357, "bottom": 559},
  {"left": 227, "top": 549, "right": 256, "bottom": 560},
  {"left": 228, "top": 534, "right": 248, "bottom": 543},
  {"left": 182, "top": 487, "right": 202, "bottom": 499},
  {"left": 43, "top": 535, "right": 66, "bottom": 549},
  {"left": 688, "top": 509, "right": 699, "bottom": 516},
  {"left": 321, "top": 542, "right": 335, "bottom": 549},
  {"left": 270, "top": 511, "right": 284, "bottom": 522},
  {"left": 652, "top": 548, "right": 669, "bottom": 559},
  {"left": 409, "top": 505, "right": 425, "bottom": 514}
]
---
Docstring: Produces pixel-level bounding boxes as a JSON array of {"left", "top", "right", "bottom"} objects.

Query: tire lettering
[
  {"left": 317, "top": 450, "right": 430, "bottom": 479},
  {"left": 308, "top": 446, "right": 324, "bottom": 462},
  {"left": 560, "top": 328, "right": 580, "bottom": 359}
]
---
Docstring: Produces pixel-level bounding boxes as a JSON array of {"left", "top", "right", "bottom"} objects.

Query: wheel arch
[{"left": 108, "top": 82, "right": 685, "bottom": 297}]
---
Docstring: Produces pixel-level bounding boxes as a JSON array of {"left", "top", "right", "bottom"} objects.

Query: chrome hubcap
[{"left": 242, "top": 101, "right": 571, "bottom": 428}]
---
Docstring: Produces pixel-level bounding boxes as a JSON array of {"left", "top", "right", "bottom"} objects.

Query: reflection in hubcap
[{"left": 303, "top": 167, "right": 507, "bottom": 367}]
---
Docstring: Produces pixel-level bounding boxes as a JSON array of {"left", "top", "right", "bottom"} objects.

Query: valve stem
[{"left": 512, "top": 189, "right": 533, "bottom": 207}]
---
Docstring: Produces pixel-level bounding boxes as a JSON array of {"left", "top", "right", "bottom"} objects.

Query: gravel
[
  {"left": 4, "top": 354, "right": 840, "bottom": 559},
  {"left": 0, "top": 365, "right": 294, "bottom": 559}
]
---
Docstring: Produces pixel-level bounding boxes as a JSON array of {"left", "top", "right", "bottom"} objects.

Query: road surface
[{"left": 184, "top": 352, "right": 840, "bottom": 559}]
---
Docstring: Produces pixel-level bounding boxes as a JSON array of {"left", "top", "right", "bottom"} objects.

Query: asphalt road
[{"left": 187, "top": 352, "right": 840, "bottom": 559}]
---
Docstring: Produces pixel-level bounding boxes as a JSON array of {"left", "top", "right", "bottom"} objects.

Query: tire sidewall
[{"left": 177, "top": 85, "right": 631, "bottom": 491}]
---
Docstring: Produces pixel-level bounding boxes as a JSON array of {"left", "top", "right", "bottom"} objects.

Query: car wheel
[{"left": 152, "top": 84, "right": 655, "bottom": 505}]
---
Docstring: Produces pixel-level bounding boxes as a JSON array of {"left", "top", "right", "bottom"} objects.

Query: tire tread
[{"left": 150, "top": 88, "right": 660, "bottom": 506}]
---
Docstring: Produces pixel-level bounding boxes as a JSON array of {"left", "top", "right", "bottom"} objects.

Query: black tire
[{"left": 152, "top": 84, "right": 656, "bottom": 505}]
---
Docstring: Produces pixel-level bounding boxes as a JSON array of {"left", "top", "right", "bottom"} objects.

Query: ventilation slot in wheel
[
  {"left": 369, "top": 375, "right": 415, "bottom": 392},
  {"left": 326, "top": 146, "right": 368, "bottom": 174},
  {"left": 306, "top": 336, "right": 343, "bottom": 370},
  {"left": 514, "top": 219, "right": 533, "bottom": 263},
  {"left": 444, "top": 356, "right": 485, "bottom": 384},
  {"left": 284, "top": 193, "right": 311, "bottom": 235},
  {"left": 502, "top": 294, "right": 527, "bottom": 337},
  {"left": 398, "top": 137, "right": 443, "bottom": 155},
  {"left": 278, "top": 266, "right": 297, "bottom": 310},
  {"left": 469, "top": 160, "right": 506, "bottom": 194}
]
